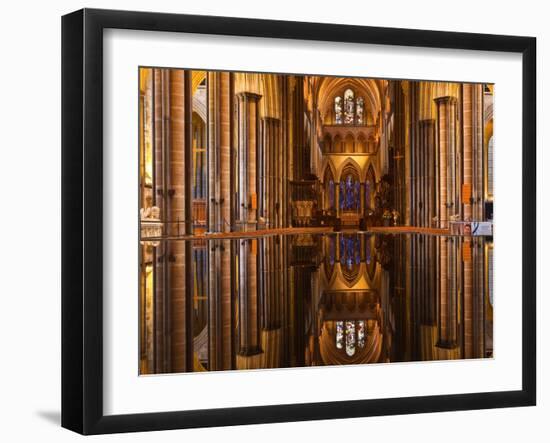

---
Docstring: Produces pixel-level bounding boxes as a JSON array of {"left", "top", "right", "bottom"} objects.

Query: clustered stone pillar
[
  {"left": 153, "top": 68, "right": 168, "bottom": 372},
  {"left": 168, "top": 69, "right": 187, "bottom": 373},
  {"left": 261, "top": 117, "right": 282, "bottom": 227},
  {"left": 462, "top": 83, "right": 484, "bottom": 358},
  {"left": 236, "top": 92, "right": 261, "bottom": 230},
  {"left": 415, "top": 119, "right": 436, "bottom": 227},
  {"left": 435, "top": 96, "right": 458, "bottom": 229},
  {"left": 208, "top": 72, "right": 232, "bottom": 232},
  {"left": 150, "top": 69, "right": 195, "bottom": 373}
]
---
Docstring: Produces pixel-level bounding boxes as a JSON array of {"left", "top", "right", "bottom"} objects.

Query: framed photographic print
[{"left": 61, "top": 8, "right": 536, "bottom": 435}]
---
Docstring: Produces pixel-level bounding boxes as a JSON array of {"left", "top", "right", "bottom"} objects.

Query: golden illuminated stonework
[{"left": 138, "top": 68, "right": 494, "bottom": 374}]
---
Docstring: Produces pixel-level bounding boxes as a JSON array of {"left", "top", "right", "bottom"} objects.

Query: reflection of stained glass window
[
  {"left": 340, "top": 235, "right": 360, "bottom": 269},
  {"left": 357, "top": 321, "right": 366, "bottom": 348},
  {"left": 334, "top": 96, "right": 343, "bottom": 124},
  {"left": 356, "top": 97, "right": 364, "bottom": 125},
  {"left": 345, "top": 321, "right": 356, "bottom": 356},
  {"left": 344, "top": 89, "right": 355, "bottom": 124},
  {"left": 336, "top": 321, "right": 344, "bottom": 349}
]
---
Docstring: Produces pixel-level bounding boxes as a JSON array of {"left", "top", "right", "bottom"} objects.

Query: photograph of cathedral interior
[{"left": 138, "top": 68, "right": 494, "bottom": 375}]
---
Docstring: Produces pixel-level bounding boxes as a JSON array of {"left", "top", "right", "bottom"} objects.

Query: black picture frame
[{"left": 61, "top": 8, "right": 536, "bottom": 435}]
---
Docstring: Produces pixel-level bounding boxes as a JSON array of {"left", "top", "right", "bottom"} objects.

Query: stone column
[
  {"left": 418, "top": 120, "right": 435, "bottom": 227},
  {"left": 236, "top": 92, "right": 261, "bottom": 230},
  {"left": 435, "top": 96, "right": 458, "bottom": 229},
  {"left": 166, "top": 70, "right": 195, "bottom": 373},
  {"left": 261, "top": 117, "right": 281, "bottom": 227},
  {"left": 472, "top": 85, "right": 484, "bottom": 220},
  {"left": 152, "top": 69, "right": 167, "bottom": 372},
  {"left": 207, "top": 72, "right": 232, "bottom": 233}
]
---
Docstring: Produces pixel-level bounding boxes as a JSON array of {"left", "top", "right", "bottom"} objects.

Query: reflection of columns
[
  {"left": 237, "top": 92, "right": 261, "bottom": 227},
  {"left": 435, "top": 96, "right": 457, "bottom": 229},
  {"left": 472, "top": 238, "right": 486, "bottom": 357},
  {"left": 437, "top": 237, "right": 458, "bottom": 350},
  {"left": 208, "top": 239, "right": 233, "bottom": 370},
  {"left": 208, "top": 72, "right": 232, "bottom": 232},
  {"left": 463, "top": 238, "right": 474, "bottom": 358},
  {"left": 262, "top": 237, "right": 282, "bottom": 330},
  {"left": 238, "top": 239, "right": 262, "bottom": 356}
]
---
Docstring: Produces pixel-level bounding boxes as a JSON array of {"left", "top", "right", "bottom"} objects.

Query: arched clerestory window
[{"left": 333, "top": 89, "right": 365, "bottom": 125}]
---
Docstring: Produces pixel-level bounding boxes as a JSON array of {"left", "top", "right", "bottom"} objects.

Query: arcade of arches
[{"left": 139, "top": 68, "right": 494, "bottom": 374}]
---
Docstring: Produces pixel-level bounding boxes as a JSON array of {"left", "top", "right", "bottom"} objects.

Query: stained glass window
[
  {"left": 344, "top": 89, "right": 355, "bottom": 124},
  {"left": 345, "top": 321, "right": 356, "bottom": 356},
  {"left": 333, "top": 90, "right": 367, "bottom": 125},
  {"left": 334, "top": 96, "right": 343, "bottom": 124},
  {"left": 336, "top": 321, "right": 344, "bottom": 349},
  {"left": 356, "top": 97, "right": 365, "bottom": 125},
  {"left": 340, "top": 174, "right": 360, "bottom": 211}
]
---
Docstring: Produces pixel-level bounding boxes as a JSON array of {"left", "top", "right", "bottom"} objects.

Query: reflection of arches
[
  {"left": 365, "top": 234, "right": 377, "bottom": 282},
  {"left": 324, "top": 234, "right": 337, "bottom": 282},
  {"left": 339, "top": 235, "right": 361, "bottom": 288}
]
